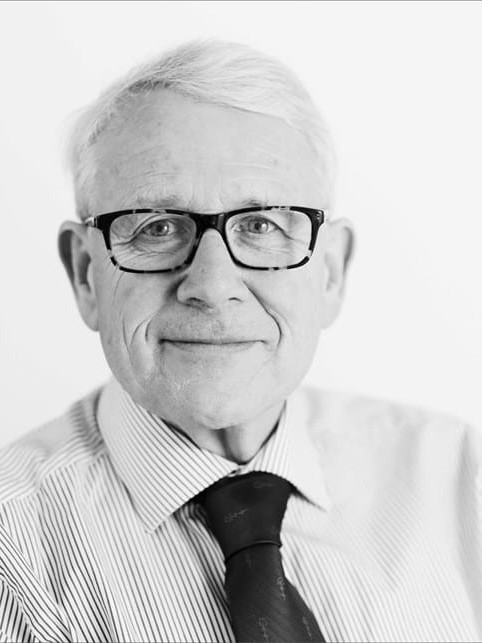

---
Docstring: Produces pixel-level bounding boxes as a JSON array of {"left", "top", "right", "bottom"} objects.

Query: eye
[
  {"left": 237, "top": 216, "right": 280, "bottom": 234},
  {"left": 139, "top": 219, "right": 174, "bottom": 237}
]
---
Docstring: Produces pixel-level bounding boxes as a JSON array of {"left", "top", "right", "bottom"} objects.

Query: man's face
[{"left": 70, "top": 89, "right": 350, "bottom": 431}]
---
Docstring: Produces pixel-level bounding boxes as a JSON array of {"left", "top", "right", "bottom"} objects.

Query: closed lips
[
  {"left": 162, "top": 338, "right": 257, "bottom": 344},
  {"left": 163, "top": 339, "right": 259, "bottom": 351}
]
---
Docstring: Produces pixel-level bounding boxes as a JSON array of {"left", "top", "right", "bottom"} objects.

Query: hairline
[{"left": 66, "top": 40, "right": 336, "bottom": 220}]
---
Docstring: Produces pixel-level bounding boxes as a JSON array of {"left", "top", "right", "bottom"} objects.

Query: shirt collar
[{"left": 97, "top": 377, "right": 331, "bottom": 533}]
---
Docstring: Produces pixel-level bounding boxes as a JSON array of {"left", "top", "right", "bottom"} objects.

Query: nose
[{"left": 176, "top": 229, "right": 247, "bottom": 310}]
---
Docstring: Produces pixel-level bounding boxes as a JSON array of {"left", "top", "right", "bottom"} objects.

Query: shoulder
[
  {"left": 298, "top": 386, "right": 478, "bottom": 437},
  {"left": 0, "top": 385, "right": 106, "bottom": 506},
  {"left": 296, "top": 385, "right": 480, "bottom": 442},
  {"left": 293, "top": 385, "right": 481, "bottom": 485}
]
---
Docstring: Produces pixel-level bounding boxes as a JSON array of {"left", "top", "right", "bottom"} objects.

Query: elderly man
[{"left": 0, "top": 40, "right": 480, "bottom": 643}]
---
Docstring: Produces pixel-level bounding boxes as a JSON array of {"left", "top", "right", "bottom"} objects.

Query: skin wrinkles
[
  {"left": 120, "top": 318, "right": 136, "bottom": 381},
  {"left": 129, "top": 169, "right": 181, "bottom": 184},
  {"left": 218, "top": 187, "right": 294, "bottom": 209},
  {"left": 132, "top": 316, "right": 150, "bottom": 351},
  {"left": 116, "top": 163, "right": 181, "bottom": 179},
  {"left": 130, "top": 181, "right": 197, "bottom": 214},
  {"left": 127, "top": 315, "right": 152, "bottom": 383},
  {"left": 221, "top": 162, "right": 279, "bottom": 170},
  {"left": 110, "top": 269, "right": 150, "bottom": 386},
  {"left": 120, "top": 306, "right": 156, "bottom": 391},
  {"left": 111, "top": 269, "right": 125, "bottom": 302},
  {"left": 60, "top": 88, "right": 353, "bottom": 462},
  {"left": 227, "top": 143, "right": 302, "bottom": 172}
]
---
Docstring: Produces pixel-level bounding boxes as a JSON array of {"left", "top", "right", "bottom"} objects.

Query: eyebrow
[
  {"left": 129, "top": 196, "right": 269, "bottom": 212},
  {"left": 129, "top": 195, "right": 182, "bottom": 209}
]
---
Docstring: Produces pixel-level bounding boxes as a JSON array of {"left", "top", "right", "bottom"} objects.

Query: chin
[
  {"left": 121, "top": 349, "right": 288, "bottom": 430},
  {"left": 133, "top": 370, "right": 261, "bottom": 431},
  {"left": 169, "top": 383, "right": 251, "bottom": 431}
]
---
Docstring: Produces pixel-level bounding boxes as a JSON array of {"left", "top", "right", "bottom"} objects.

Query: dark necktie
[{"left": 199, "top": 471, "right": 326, "bottom": 643}]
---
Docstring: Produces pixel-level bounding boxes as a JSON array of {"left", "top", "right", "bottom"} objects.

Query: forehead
[{"left": 92, "top": 89, "right": 322, "bottom": 211}]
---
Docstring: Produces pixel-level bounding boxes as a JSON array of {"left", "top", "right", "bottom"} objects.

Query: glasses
[{"left": 84, "top": 206, "right": 325, "bottom": 274}]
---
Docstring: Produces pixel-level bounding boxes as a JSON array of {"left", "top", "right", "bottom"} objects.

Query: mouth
[{"left": 163, "top": 340, "right": 258, "bottom": 352}]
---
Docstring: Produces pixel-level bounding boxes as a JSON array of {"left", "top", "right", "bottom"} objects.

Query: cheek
[
  {"left": 278, "top": 264, "right": 325, "bottom": 334},
  {"left": 94, "top": 268, "right": 165, "bottom": 352},
  {"left": 288, "top": 290, "right": 324, "bottom": 361},
  {"left": 260, "top": 266, "right": 325, "bottom": 366}
]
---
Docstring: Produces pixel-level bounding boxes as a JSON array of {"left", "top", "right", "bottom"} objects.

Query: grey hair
[{"left": 66, "top": 39, "right": 337, "bottom": 219}]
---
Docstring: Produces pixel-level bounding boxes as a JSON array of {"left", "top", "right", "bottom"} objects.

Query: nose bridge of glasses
[
  {"left": 189, "top": 211, "right": 232, "bottom": 257},
  {"left": 193, "top": 211, "right": 228, "bottom": 236},
  {"left": 190, "top": 212, "right": 234, "bottom": 262}
]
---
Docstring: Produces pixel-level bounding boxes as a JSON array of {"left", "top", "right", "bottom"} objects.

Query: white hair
[{"left": 66, "top": 39, "right": 337, "bottom": 219}]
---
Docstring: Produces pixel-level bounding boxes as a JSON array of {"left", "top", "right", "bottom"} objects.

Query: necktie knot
[
  {"left": 199, "top": 470, "right": 325, "bottom": 642},
  {"left": 199, "top": 471, "right": 292, "bottom": 561}
]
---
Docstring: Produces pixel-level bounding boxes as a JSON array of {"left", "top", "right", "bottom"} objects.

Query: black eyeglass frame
[{"left": 84, "top": 205, "right": 325, "bottom": 274}]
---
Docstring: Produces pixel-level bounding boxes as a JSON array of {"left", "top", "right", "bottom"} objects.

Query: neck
[{"left": 167, "top": 401, "right": 285, "bottom": 464}]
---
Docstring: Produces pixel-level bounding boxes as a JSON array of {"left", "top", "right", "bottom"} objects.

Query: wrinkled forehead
[{"left": 90, "top": 89, "right": 323, "bottom": 212}]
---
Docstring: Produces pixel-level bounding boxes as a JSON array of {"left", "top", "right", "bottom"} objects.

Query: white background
[{"left": 0, "top": 1, "right": 480, "bottom": 448}]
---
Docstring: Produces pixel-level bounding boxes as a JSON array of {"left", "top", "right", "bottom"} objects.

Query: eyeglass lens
[{"left": 109, "top": 208, "right": 312, "bottom": 271}]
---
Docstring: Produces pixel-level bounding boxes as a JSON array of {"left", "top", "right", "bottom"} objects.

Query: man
[{"left": 0, "top": 39, "right": 480, "bottom": 643}]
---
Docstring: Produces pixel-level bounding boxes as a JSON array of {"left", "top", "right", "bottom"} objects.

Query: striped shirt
[{"left": 0, "top": 378, "right": 481, "bottom": 643}]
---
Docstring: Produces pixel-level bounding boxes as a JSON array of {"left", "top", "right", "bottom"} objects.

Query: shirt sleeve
[
  {"left": 0, "top": 577, "right": 38, "bottom": 643},
  {"left": 0, "top": 519, "right": 72, "bottom": 643}
]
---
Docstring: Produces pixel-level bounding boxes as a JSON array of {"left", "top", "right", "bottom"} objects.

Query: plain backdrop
[{"left": 0, "top": 1, "right": 480, "bottom": 449}]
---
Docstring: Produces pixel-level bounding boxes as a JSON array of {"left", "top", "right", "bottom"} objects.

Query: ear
[
  {"left": 320, "top": 217, "right": 355, "bottom": 327},
  {"left": 325, "top": 217, "right": 355, "bottom": 296},
  {"left": 58, "top": 221, "right": 99, "bottom": 331}
]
